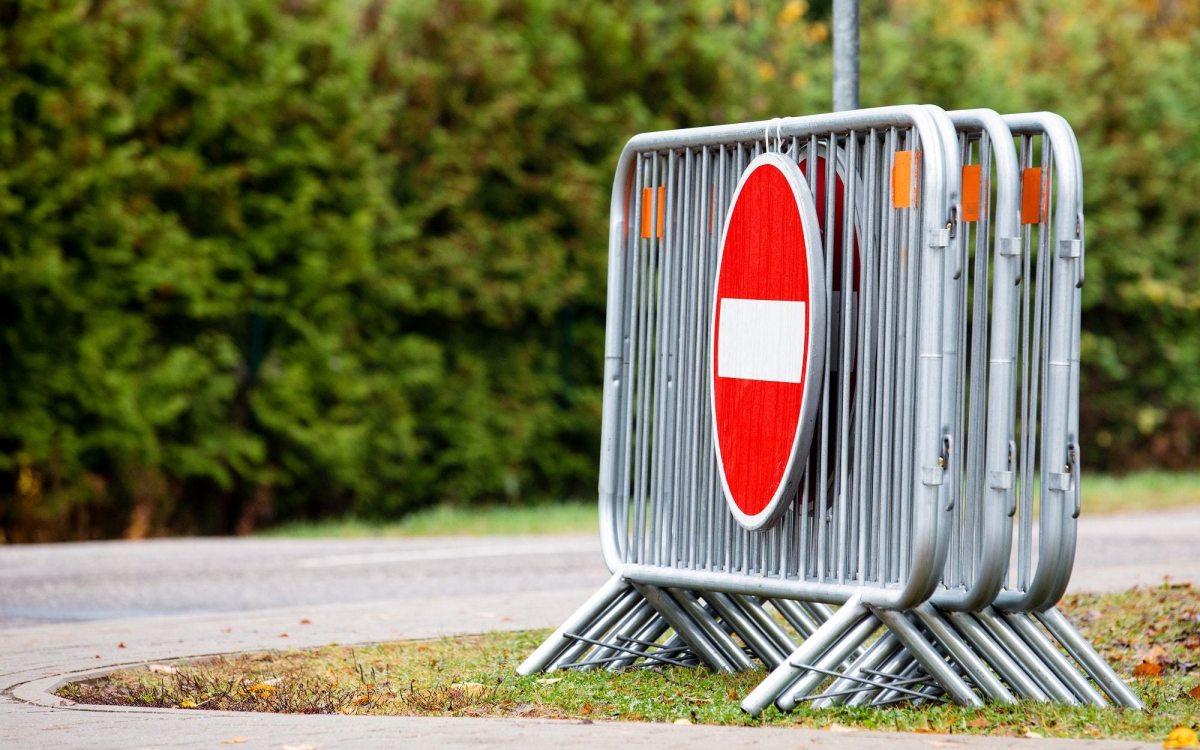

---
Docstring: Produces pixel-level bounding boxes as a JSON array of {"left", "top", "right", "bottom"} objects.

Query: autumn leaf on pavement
[{"left": 1163, "top": 726, "right": 1199, "bottom": 749}]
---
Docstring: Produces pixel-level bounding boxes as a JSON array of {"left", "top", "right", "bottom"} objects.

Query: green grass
[
  {"left": 60, "top": 585, "right": 1200, "bottom": 742},
  {"left": 260, "top": 501, "right": 597, "bottom": 538},
  {"left": 258, "top": 472, "right": 1200, "bottom": 540},
  {"left": 1082, "top": 471, "right": 1200, "bottom": 515}
]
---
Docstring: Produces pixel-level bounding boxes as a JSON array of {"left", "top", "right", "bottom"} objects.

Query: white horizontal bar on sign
[{"left": 717, "top": 298, "right": 806, "bottom": 383}]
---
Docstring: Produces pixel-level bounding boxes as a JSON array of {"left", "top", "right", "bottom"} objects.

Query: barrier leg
[
  {"left": 872, "top": 607, "right": 984, "bottom": 707},
  {"left": 741, "top": 595, "right": 869, "bottom": 716},
  {"left": 946, "top": 611, "right": 1050, "bottom": 701},
  {"left": 518, "top": 572, "right": 630, "bottom": 675},
  {"left": 1036, "top": 607, "right": 1145, "bottom": 709},
  {"left": 1002, "top": 610, "right": 1107, "bottom": 706}
]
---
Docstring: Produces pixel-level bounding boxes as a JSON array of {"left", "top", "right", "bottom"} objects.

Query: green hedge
[{"left": 0, "top": 0, "right": 1196, "bottom": 540}]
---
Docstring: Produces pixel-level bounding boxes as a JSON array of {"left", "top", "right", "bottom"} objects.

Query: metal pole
[{"left": 833, "top": 0, "right": 859, "bottom": 111}]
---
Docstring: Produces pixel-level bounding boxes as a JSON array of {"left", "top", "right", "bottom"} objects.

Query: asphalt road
[
  {"left": 1, "top": 507, "right": 1197, "bottom": 629},
  {"left": 0, "top": 535, "right": 610, "bottom": 628}
]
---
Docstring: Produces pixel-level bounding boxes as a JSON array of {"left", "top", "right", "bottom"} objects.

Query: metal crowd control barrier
[{"left": 519, "top": 105, "right": 1142, "bottom": 714}]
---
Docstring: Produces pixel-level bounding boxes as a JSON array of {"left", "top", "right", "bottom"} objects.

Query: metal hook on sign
[{"left": 765, "top": 118, "right": 783, "bottom": 153}]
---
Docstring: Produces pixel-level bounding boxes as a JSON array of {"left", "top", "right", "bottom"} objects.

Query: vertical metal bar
[
  {"left": 876, "top": 128, "right": 898, "bottom": 584},
  {"left": 666, "top": 146, "right": 693, "bottom": 568},
  {"left": 649, "top": 150, "right": 677, "bottom": 567},
  {"left": 618, "top": 154, "right": 647, "bottom": 560},
  {"left": 832, "top": 0, "right": 860, "bottom": 111},
  {"left": 856, "top": 128, "right": 879, "bottom": 584},
  {"left": 836, "top": 134, "right": 857, "bottom": 584},
  {"left": 1016, "top": 135, "right": 1035, "bottom": 589}
]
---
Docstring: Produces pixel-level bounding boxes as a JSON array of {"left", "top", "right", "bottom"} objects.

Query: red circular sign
[{"left": 710, "top": 153, "right": 827, "bottom": 531}]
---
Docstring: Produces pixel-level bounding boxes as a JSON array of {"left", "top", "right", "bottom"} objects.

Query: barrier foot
[
  {"left": 741, "top": 595, "right": 869, "bottom": 716},
  {"left": 1036, "top": 607, "right": 1145, "bottom": 710}
]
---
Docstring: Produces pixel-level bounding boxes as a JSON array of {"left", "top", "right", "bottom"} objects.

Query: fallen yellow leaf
[
  {"left": 1164, "top": 727, "right": 1200, "bottom": 749},
  {"left": 450, "top": 682, "right": 486, "bottom": 700},
  {"left": 221, "top": 739, "right": 247, "bottom": 746},
  {"left": 178, "top": 699, "right": 196, "bottom": 709},
  {"left": 247, "top": 682, "right": 276, "bottom": 698}
]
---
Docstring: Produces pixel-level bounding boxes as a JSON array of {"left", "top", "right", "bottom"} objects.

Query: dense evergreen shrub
[{"left": 0, "top": 0, "right": 1195, "bottom": 540}]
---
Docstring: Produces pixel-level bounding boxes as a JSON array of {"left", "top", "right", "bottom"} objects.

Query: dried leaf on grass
[
  {"left": 1187, "top": 684, "right": 1200, "bottom": 700},
  {"left": 148, "top": 664, "right": 178, "bottom": 675},
  {"left": 1134, "top": 661, "right": 1164, "bottom": 678},
  {"left": 247, "top": 682, "right": 277, "bottom": 698},
  {"left": 450, "top": 682, "right": 486, "bottom": 700}
]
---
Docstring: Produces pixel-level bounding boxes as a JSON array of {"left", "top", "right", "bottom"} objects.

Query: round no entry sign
[{"left": 710, "top": 152, "right": 827, "bottom": 531}]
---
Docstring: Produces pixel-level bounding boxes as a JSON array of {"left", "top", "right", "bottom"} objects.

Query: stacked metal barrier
[{"left": 518, "top": 105, "right": 1142, "bottom": 714}]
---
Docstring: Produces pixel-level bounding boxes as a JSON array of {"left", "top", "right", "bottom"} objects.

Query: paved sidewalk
[
  {"left": 2, "top": 508, "right": 1197, "bottom": 749},
  {"left": 0, "top": 591, "right": 1160, "bottom": 750}
]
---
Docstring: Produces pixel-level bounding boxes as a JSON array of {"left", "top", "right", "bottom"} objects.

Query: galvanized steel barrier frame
[
  {"left": 521, "top": 105, "right": 1142, "bottom": 714},
  {"left": 596, "top": 104, "right": 961, "bottom": 610}
]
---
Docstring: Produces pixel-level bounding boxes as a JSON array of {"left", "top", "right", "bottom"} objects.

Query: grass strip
[
  {"left": 59, "top": 584, "right": 1200, "bottom": 740},
  {"left": 260, "top": 500, "right": 597, "bottom": 538},
  {"left": 259, "top": 473, "right": 1200, "bottom": 539}
]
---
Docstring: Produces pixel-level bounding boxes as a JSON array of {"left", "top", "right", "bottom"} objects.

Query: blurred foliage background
[{"left": 0, "top": 0, "right": 1196, "bottom": 541}]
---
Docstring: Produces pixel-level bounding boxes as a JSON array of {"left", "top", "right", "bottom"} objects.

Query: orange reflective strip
[
  {"left": 1021, "top": 167, "right": 1043, "bottom": 225},
  {"left": 962, "top": 164, "right": 982, "bottom": 222},
  {"left": 892, "top": 150, "right": 919, "bottom": 208},
  {"left": 640, "top": 187, "right": 653, "bottom": 238},
  {"left": 656, "top": 186, "right": 665, "bottom": 239}
]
